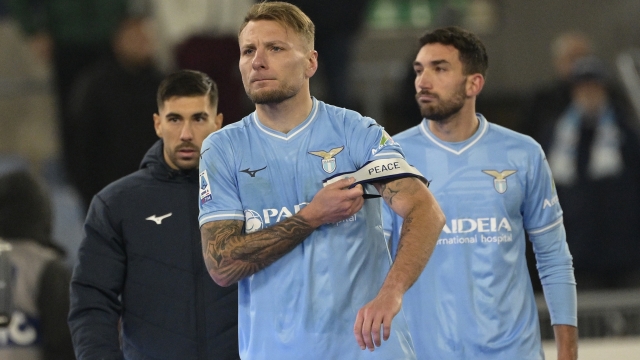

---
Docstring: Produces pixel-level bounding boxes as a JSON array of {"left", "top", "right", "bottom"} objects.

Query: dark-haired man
[
  {"left": 69, "top": 70, "right": 238, "bottom": 359},
  {"left": 383, "top": 26, "right": 578, "bottom": 360}
]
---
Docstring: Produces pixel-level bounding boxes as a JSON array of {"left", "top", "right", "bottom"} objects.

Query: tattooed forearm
[
  {"left": 203, "top": 221, "right": 241, "bottom": 265},
  {"left": 201, "top": 216, "right": 315, "bottom": 286}
]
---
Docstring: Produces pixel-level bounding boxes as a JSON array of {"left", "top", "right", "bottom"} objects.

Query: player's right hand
[{"left": 298, "top": 177, "right": 364, "bottom": 228}]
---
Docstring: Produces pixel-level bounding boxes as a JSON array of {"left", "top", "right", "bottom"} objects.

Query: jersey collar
[
  {"left": 418, "top": 113, "right": 488, "bottom": 155},
  {"left": 252, "top": 97, "right": 319, "bottom": 141}
]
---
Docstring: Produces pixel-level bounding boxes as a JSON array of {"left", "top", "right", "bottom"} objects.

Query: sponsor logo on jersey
[
  {"left": 335, "top": 214, "right": 357, "bottom": 226},
  {"left": 437, "top": 217, "right": 513, "bottom": 246},
  {"left": 442, "top": 217, "right": 512, "bottom": 234},
  {"left": 482, "top": 170, "right": 517, "bottom": 194},
  {"left": 240, "top": 166, "right": 267, "bottom": 177},
  {"left": 244, "top": 203, "right": 309, "bottom": 233},
  {"left": 309, "top": 146, "right": 344, "bottom": 173},
  {"left": 543, "top": 195, "right": 559, "bottom": 209},
  {"left": 199, "top": 170, "right": 213, "bottom": 205},
  {"left": 244, "top": 210, "right": 263, "bottom": 234}
]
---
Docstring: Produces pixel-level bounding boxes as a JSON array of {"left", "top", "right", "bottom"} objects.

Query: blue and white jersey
[
  {"left": 199, "top": 98, "right": 416, "bottom": 360},
  {"left": 384, "top": 115, "right": 570, "bottom": 360}
]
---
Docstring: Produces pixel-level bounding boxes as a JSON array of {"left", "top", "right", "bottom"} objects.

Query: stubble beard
[
  {"left": 247, "top": 85, "right": 298, "bottom": 105},
  {"left": 416, "top": 81, "right": 467, "bottom": 122},
  {"left": 169, "top": 142, "right": 199, "bottom": 171}
]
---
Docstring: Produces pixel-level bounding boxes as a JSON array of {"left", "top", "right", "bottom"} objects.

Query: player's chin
[{"left": 175, "top": 157, "right": 199, "bottom": 171}]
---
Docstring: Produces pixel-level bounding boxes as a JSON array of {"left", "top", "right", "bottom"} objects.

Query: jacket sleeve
[
  {"left": 37, "top": 258, "right": 75, "bottom": 360},
  {"left": 68, "top": 195, "right": 125, "bottom": 360}
]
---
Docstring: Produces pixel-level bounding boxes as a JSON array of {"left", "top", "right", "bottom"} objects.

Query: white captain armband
[{"left": 322, "top": 158, "right": 429, "bottom": 198}]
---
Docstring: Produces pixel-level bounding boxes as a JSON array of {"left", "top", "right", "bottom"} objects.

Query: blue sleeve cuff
[
  {"left": 529, "top": 223, "right": 577, "bottom": 327},
  {"left": 542, "top": 282, "right": 578, "bottom": 327}
]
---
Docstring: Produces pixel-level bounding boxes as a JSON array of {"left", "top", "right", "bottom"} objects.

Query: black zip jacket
[{"left": 68, "top": 140, "right": 239, "bottom": 360}]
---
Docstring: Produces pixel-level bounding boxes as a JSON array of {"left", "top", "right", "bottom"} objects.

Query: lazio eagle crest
[
  {"left": 482, "top": 170, "right": 517, "bottom": 194},
  {"left": 309, "top": 146, "right": 344, "bottom": 173}
]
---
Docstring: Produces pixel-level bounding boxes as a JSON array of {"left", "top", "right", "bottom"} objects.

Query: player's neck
[
  {"left": 428, "top": 105, "right": 479, "bottom": 142},
  {"left": 255, "top": 90, "right": 313, "bottom": 134}
]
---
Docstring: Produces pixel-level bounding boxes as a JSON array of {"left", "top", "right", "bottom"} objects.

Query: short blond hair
[{"left": 239, "top": 1, "right": 315, "bottom": 49}]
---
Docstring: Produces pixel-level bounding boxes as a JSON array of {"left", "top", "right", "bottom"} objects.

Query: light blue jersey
[
  {"left": 383, "top": 115, "right": 576, "bottom": 360},
  {"left": 199, "top": 98, "right": 416, "bottom": 360}
]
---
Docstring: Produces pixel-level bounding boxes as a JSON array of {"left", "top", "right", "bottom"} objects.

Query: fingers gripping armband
[{"left": 322, "top": 158, "right": 428, "bottom": 198}]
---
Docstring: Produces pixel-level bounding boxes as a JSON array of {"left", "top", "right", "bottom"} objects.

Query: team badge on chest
[
  {"left": 309, "top": 146, "right": 344, "bottom": 173},
  {"left": 482, "top": 170, "right": 517, "bottom": 194}
]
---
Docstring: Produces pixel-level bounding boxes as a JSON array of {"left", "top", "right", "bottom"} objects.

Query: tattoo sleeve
[{"left": 201, "top": 215, "right": 315, "bottom": 285}]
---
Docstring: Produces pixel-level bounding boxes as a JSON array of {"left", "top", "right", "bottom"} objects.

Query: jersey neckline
[
  {"left": 418, "top": 114, "right": 488, "bottom": 155},
  {"left": 251, "top": 97, "right": 320, "bottom": 141}
]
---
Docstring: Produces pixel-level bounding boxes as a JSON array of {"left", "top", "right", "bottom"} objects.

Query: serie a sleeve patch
[{"left": 199, "top": 170, "right": 213, "bottom": 205}]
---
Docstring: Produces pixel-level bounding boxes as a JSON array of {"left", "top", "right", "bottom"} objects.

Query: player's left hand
[{"left": 353, "top": 289, "right": 402, "bottom": 351}]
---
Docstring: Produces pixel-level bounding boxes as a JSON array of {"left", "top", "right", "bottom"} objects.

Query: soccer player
[
  {"left": 383, "top": 27, "right": 578, "bottom": 360},
  {"left": 198, "top": 2, "right": 445, "bottom": 359}
]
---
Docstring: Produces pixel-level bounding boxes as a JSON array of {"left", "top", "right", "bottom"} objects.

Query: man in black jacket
[{"left": 68, "top": 70, "right": 238, "bottom": 359}]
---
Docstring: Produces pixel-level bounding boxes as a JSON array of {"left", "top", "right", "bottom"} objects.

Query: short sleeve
[
  {"left": 346, "top": 115, "right": 405, "bottom": 168},
  {"left": 198, "top": 133, "right": 245, "bottom": 227}
]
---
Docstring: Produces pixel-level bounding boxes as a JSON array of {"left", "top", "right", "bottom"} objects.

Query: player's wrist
[
  {"left": 379, "top": 279, "right": 407, "bottom": 299},
  {"left": 296, "top": 205, "right": 323, "bottom": 228}
]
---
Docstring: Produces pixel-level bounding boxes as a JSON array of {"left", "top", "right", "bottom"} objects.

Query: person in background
[
  {"left": 67, "top": 16, "right": 164, "bottom": 210},
  {"left": 383, "top": 26, "right": 578, "bottom": 360},
  {"left": 68, "top": 70, "right": 238, "bottom": 359},
  {"left": 5, "top": 0, "right": 145, "bottom": 188},
  {"left": 199, "top": 2, "right": 444, "bottom": 359},
  {"left": 0, "top": 169, "right": 75, "bottom": 360},
  {"left": 522, "top": 31, "right": 594, "bottom": 142},
  {"left": 542, "top": 55, "right": 640, "bottom": 289},
  {"left": 167, "top": 0, "right": 254, "bottom": 125}
]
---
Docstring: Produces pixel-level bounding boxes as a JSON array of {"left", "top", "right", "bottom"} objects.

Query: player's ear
[
  {"left": 305, "top": 50, "right": 318, "bottom": 78},
  {"left": 466, "top": 73, "right": 485, "bottom": 97},
  {"left": 153, "top": 113, "right": 162, "bottom": 137},
  {"left": 214, "top": 113, "right": 223, "bottom": 131}
]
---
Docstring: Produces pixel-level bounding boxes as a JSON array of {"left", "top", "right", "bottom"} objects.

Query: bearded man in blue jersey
[
  {"left": 383, "top": 26, "right": 578, "bottom": 360},
  {"left": 198, "top": 2, "right": 445, "bottom": 359}
]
